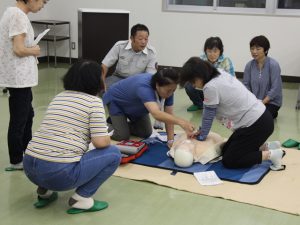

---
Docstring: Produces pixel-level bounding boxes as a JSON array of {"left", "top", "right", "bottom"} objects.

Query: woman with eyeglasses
[{"left": 103, "top": 68, "right": 195, "bottom": 147}]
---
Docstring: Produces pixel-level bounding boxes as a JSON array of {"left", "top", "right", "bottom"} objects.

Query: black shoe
[{"left": 106, "top": 117, "right": 112, "bottom": 124}]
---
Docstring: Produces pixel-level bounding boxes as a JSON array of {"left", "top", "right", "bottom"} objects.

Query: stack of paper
[{"left": 194, "top": 171, "right": 223, "bottom": 186}]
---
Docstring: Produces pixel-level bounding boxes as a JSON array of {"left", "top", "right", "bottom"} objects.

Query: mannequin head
[
  {"left": 174, "top": 140, "right": 195, "bottom": 167},
  {"left": 169, "top": 132, "right": 225, "bottom": 165}
]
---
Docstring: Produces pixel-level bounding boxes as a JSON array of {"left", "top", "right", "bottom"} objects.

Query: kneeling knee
[
  {"left": 140, "top": 129, "right": 152, "bottom": 139},
  {"left": 112, "top": 132, "right": 130, "bottom": 142},
  {"left": 222, "top": 156, "right": 238, "bottom": 169}
]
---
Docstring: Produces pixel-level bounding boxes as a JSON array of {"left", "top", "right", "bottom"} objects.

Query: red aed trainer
[{"left": 116, "top": 140, "right": 148, "bottom": 164}]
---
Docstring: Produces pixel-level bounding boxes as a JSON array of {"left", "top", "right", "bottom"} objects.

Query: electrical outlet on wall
[{"left": 72, "top": 42, "right": 76, "bottom": 50}]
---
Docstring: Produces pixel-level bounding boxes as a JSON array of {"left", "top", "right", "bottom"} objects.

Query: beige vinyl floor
[{"left": 0, "top": 63, "right": 299, "bottom": 225}]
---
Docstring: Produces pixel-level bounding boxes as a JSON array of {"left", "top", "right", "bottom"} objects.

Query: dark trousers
[
  {"left": 184, "top": 82, "right": 204, "bottom": 108},
  {"left": 266, "top": 103, "right": 280, "bottom": 119},
  {"left": 7, "top": 88, "right": 34, "bottom": 164},
  {"left": 221, "top": 110, "right": 274, "bottom": 169},
  {"left": 110, "top": 114, "right": 153, "bottom": 141}
]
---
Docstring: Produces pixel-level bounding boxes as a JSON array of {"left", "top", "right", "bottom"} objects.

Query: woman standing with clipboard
[{"left": 0, "top": 0, "right": 49, "bottom": 171}]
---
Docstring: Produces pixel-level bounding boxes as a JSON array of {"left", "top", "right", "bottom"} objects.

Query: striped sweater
[{"left": 26, "top": 91, "right": 108, "bottom": 163}]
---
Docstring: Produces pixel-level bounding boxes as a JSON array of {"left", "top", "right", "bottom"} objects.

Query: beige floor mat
[{"left": 114, "top": 148, "right": 300, "bottom": 215}]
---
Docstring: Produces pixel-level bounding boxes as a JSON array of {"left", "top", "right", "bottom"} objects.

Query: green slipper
[
  {"left": 298, "top": 144, "right": 300, "bottom": 150},
  {"left": 5, "top": 166, "right": 23, "bottom": 172},
  {"left": 34, "top": 192, "right": 58, "bottom": 208},
  {"left": 282, "top": 139, "right": 299, "bottom": 148},
  {"left": 187, "top": 105, "right": 202, "bottom": 112},
  {"left": 66, "top": 200, "right": 108, "bottom": 214}
]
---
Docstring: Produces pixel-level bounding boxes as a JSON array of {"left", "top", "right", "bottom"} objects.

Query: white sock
[
  {"left": 269, "top": 149, "right": 284, "bottom": 170},
  {"left": 39, "top": 190, "right": 54, "bottom": 199},
  {"left": 260, "top": 141, "right": 281, "bottom": 151},
  {"left": 267, "top": 141, "right": 281, "bottom": 150},
  {"left": 11, "top": 162, "right": 23, "bottom": 169},
  {"left": 37, "top": 187, "right": 53, "bottom": 199},
  {"left": 69, "top": 193, "right": 93, "bottom": 209}
]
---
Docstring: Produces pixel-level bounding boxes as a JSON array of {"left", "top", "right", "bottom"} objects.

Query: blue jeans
[
  {"left": 23, "top": 146, "right": 121, "bottom": 197},
  {"left": 184, "top": 83, "right": 204, "bottom": 108}
]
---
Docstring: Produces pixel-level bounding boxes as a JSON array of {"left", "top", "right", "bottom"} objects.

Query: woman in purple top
[{"left": 243, "top": 35, "right": 282, "bottom": 119}]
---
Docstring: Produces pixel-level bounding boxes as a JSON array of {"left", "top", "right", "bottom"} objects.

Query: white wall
[
  {"left": 0, "top": 0, "right": 50, "bottom": 19},
  {"left": 1, "top": 0, "right": 300, "bottom": 77}
]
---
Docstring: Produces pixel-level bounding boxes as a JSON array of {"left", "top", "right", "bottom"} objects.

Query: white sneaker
[
  {"left": 269, "top": 149, "right": 285, "bottom": 171},
  {"left": 107, "top": 124, "right": 114, "bottom": 136},
  {"left": 108, "top": 129, "right": 114, "bottom": 136}
]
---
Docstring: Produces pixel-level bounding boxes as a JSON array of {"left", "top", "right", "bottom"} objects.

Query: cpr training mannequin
[{"left": 168, "top": 132, "right": 226, "bottom": 167}]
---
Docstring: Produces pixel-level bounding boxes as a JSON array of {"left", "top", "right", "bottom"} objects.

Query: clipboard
[{"left": 33, "top": 28, "right": 50, "bottom": 46}]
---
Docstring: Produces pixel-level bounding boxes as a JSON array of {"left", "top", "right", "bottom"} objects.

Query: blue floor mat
[{"left": 132, "top": 141, "right": 271, "bottom": 184}]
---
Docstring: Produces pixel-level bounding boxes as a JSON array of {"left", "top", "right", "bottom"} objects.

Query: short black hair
[
  {"left": 150, "top": 68, "right": 179, "bottom": 90},
  {"left": 180, "top": 57, "right": 220, "bottom": 87},
  {"left": 250, "top": 35, "right": 270, "bottom": 56},
  {"left": 17, "top": 0, "right": 49, "bottom": 3},
  {"left": 63, "top": 60, "right": 104, "bottom": 96},
  {"left": 204, "top": 37, "right": 224, "bottom": 56},
  {"left": 130, "top": 24, "right": 149, "bottom": 37}
]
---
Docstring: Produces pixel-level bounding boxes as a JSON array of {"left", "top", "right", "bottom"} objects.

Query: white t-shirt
[
  {"left": 0, "top": 7, "right": 38, "bottom": 88},
  {"left": 203, "top": 70, "right": 265, "bottom": 130}
]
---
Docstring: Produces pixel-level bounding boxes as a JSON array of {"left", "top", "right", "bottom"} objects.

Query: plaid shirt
[{"left": 200, "top": 54, "right": 235, "bottom": 76}]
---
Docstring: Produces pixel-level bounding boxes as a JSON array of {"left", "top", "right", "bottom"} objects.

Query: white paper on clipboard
[{"left": 33, "top": 28, "right": 50, "bottom": 46}]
